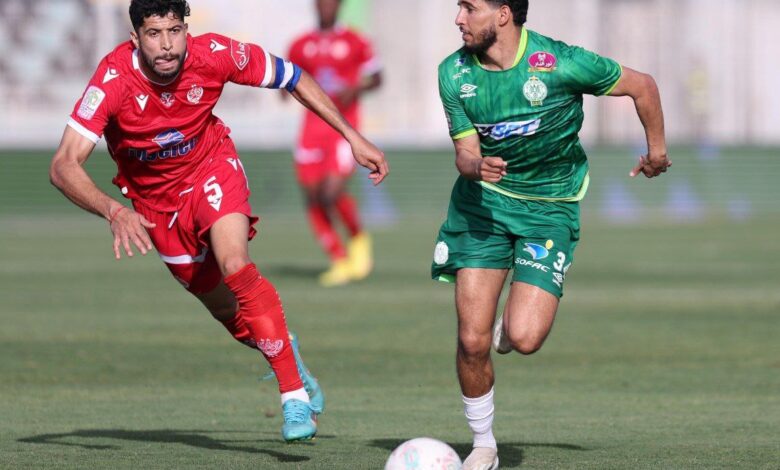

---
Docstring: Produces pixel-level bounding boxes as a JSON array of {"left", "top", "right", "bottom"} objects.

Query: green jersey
[{"left": 439, "top": 28, "right": 622, "bottom": 201}]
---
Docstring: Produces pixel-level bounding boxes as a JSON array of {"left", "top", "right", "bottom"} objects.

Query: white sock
[
  {"left": 462, "top": 387, "right": 497, "bottom": 449},
  {"left": 281, "top": 387, "right": 310, "bottom": 406}
]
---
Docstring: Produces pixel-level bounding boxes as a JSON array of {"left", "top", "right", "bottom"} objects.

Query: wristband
[{"left": 108, "top": 206, "right": 127, "bottom": 224}]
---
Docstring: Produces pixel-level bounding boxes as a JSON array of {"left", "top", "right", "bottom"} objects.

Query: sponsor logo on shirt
[
  {"left": 152, "top": 129, "right": 185, "bottom": 148},
  {"left": 475, "top": 119, "right": 541, "bottom": 140},
  {"left": 77, "top": 86, "right": 106, "bottom": 120},
  {"left": 528, "top": 51, "right": 557, "bottom": 72},
  {"left": 129, "top": 129, "right": 198, "bottom": 162},
  {"left": 231, "top": 40, "right": 250, "bottom": 70},
  {"left": 460, "top": 83, "right": 478, "bottom": 98}
]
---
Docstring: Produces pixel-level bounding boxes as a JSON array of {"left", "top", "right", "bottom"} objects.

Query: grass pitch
[{"left": 0, "top": 149, "right": 778, "bottom": 469}]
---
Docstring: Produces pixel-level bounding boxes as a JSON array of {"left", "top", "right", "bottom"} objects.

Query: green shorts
[{"left": 431, "top": 177, "right": 580, "bottom": 297}]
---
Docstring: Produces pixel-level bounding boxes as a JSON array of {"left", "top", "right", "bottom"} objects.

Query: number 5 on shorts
[{"left": 204, "top": 176, "right": 224, "bottom": 211}]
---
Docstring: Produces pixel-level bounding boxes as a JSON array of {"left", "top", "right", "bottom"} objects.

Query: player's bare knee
[
  {"left": 220, "top": 256, "right": 252, "bottom": 277},
  {"left": 509, "top": 332, "right": 545, "bottom": 355},
  {"left": 458, "top": 331, "right": 491, "bottom": 358}
]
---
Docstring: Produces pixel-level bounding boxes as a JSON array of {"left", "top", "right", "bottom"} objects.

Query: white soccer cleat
[
  {"left": 491, "top": 315, "right": 512, "bottom": 354},
  {"left": 463, "top": 447, "right": 499, "bottom": 470}
]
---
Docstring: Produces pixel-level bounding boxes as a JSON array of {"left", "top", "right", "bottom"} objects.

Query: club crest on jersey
[
  {"left": 152, "top": 129, "right": 185, "bottom": 148},
  {"left": 528, "top": 51, "right": 557, "bottom": 72},
  {"left": 77, "top": 86, "right": 105, "bottom": 120},
  {"left": 523, "top": 76, "right": 547, "bottom": 106},
  {"left": 160, "top": 92, "right": 175, "bottom": 108},
  {"left": 231, "top": 40, "right": 250, "bottom": 70},
  {"left": 187, "top": 84, "right": 203, "bottom": 104}
]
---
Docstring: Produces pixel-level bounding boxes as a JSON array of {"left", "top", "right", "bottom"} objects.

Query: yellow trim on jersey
[
  {"left": 512, "top": 27, "right": 529, "bottom": 68},
  {"left": 473, "top": 27, "right": 528, "bottom": 71},
  {"left": 452, "top": 128, "right": 477, "bottom": 140},
  {"left": 603, "top": 65, "right": 624, "bottom": 96},
  {"left": 479, "top": 173, "right": 590, "bottom": 202}
]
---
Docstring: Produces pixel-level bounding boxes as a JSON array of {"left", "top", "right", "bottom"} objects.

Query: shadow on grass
[
  {"left": 370, "top": 438, "right": 587, "bottom": 468},
  {"left": 19, "top": 429, "right": 312, "bottom": 463}
]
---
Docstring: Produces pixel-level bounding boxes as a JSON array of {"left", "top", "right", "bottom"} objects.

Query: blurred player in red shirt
[
  {"left": 49, "top": 0, "right": 388, "bottom": 442},
  {"left": 287, "top": 0, "right": 382, "bottom": 286}
]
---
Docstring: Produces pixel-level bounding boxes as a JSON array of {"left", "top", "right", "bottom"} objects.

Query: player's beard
[
  {"left": 463, "top": 24, "right": 498, "bottom": 56},
  {"left": 142, "top": 51, "right": 184, "bottom": 81}
]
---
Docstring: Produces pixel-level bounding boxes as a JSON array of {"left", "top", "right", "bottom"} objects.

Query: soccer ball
[{"left": 385, "top": 437, "right": 462, "bottom": 470}]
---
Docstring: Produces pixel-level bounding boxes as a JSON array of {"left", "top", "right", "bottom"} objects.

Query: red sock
[
  {"left": 307, "top": 204, "right": 347, "bottom": 260},
  {"left": 218, "top": 309, "right": 256, "bottom": 349},
  {"left": 335, "top": 193, "right": 361, "bottom": 237},
  {"left": 223, "top": 263, "right": 303, "bottom": 393}
]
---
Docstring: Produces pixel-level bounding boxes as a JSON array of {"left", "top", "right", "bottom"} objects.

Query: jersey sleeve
[
  {"left": 559, "top": 45, "right": 623, "bottom": 96},
  {"left": 439, "top": 61, "right": 476, "bottom": 140},
  {"left": 67, "top": 56, "right": 123, "bottom": 143},
  {"left": 208, "top": 33, "right": 301, "bottom": 91},
  {"left": 355, "top": 33, "right": 381, "bottom": 77}
]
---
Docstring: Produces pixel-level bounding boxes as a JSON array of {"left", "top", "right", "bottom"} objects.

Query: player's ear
[
  {"left": 130, "top": 29, "right": 140, "bottom": 49},
  {"left": 497, "top": 4, "right": 512, "bottom": 27}
]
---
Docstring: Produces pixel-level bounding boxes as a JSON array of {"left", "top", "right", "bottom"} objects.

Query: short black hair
[
  {"left": 485, "top": 0, "right": 528, "bottom": 27},
  {"left": 129, "top": 0, "right": 190, "bottom": 30}
]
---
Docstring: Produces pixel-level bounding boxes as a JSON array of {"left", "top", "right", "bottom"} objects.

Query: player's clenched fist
[{"left": 476, "top": 156, "right": 508, "bottom": 183}]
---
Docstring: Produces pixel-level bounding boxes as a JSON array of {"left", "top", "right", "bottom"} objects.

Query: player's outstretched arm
[
  {"left": 289, "top": 70, "right": 388, "bottom": 185},
  {"left": 453, "top": 133, "right": 507, "bottom": 183},
  {"left": 50, "top": 126, "right": 156, "bottom": 259},
  {"left": 609, "top": 66, "right": 672, "bottom": 178}
]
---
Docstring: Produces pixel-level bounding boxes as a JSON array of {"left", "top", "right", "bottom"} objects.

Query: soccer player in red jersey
[
  {"left": 49, "top": 0, "right": 388, "bottom": 442},
  {"left": 287, "top": 0, "right": 383, "bottom": 286}
]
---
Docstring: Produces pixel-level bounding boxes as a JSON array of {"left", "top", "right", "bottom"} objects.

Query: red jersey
[
  {"left": 69, "top": 33, "right": 283, "bottom": 212},
  {"left": 288, "top": 26, "right": 380, "bottom": 141}
]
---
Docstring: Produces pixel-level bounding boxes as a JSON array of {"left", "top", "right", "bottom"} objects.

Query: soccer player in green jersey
[{"left": 431, "top": 1, "right": 671, "bottom": 468}]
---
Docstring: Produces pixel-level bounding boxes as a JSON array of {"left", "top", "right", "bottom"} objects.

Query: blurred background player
[
  {"left": 49, "top": 0, "right": 387, "bottom": 442},
  {"left": 431, "top": 0, "right": 670, "bottom": 468},
  {"left": 287, "top": 0, "right": 383, "bottom": 287}
]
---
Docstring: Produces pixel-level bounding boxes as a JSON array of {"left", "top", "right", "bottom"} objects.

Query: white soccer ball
[{"left": 385, "top": 437, "right": 462, "bottom": 470}]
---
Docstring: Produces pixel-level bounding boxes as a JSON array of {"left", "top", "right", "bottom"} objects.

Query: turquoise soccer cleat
[
  {"left": 289, "top": 332, "right": 325, "bottom": 415},
  {"left": 281, "top": 398, "right": 317, "bottom": 442}
]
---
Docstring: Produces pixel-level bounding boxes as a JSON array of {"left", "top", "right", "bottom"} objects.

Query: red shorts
[
  {"left": 294, "top": 135, "right": 355, "bottom": 186},
  {"left": 133, "top": 155, "right": 259, "bottom": 294}
]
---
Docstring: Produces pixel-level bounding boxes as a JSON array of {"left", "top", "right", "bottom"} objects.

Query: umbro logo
[
  {"left": 460, "top": 83, "right": 478, "bottom": 98},
  {"left": 135, "top": 94, "right": 148, "bottom": 111},
  {"left": 210, "top": 39, "right": 227, "bottom": 53},
  {"left": 102, "top": 68, "right": 119, "bottom": 83}
]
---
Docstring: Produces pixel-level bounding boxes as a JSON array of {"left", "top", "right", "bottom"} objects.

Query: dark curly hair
[
  {"left": 485, "top": 0, "right": 528, "bottom": 26},
  {"left": 129, "top": 0, "right": 190, "bottom": 30}
]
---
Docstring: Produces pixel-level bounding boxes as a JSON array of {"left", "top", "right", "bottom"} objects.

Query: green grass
[{"left": 0, "top": 149, "right": 778, "bottom": 468}]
